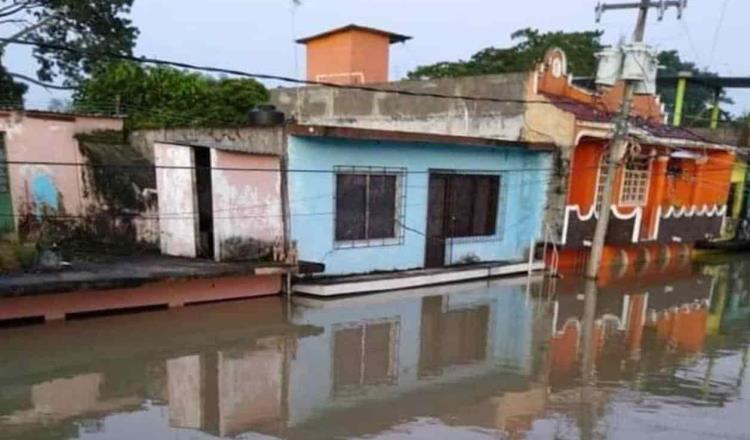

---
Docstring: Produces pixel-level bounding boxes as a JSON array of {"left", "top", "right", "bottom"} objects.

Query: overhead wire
[
  {"left": 0, "top": 36, "right": 561, "bottom": 107},
  {"left": 708, "top": 0, "right": 731, "bottom": 68}
]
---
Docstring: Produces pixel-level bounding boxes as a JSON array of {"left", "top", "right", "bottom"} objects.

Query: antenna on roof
[{"left": 290, "top": 0, "right": 302, "bottom": 79}]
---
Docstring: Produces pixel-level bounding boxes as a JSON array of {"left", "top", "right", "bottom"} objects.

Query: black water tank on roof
[{"left": 248, "top": 105, "right": 285, "bottom": 126}]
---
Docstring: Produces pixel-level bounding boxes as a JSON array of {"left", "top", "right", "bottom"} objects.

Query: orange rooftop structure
[{"left": 297, "top": 24, "right": 411, "bottom": 85}]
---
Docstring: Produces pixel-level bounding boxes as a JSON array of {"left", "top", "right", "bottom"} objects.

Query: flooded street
[{"left": 2, "top": 256, "right": 749, "bottom": 440}]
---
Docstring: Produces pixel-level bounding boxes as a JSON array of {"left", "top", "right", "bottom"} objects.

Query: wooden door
[{"left": 425, "top": 174, "right": 447, "bottom": 268}]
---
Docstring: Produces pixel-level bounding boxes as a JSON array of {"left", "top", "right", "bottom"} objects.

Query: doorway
[
  {"left": 425, "top": 171, "right": 500, "bottom": 268},
  {"left": 194, "top": 147, "right": 214, "bottom": 259},
  {"left": 425, "top": 174, "right": 448, "bottom": 268}
]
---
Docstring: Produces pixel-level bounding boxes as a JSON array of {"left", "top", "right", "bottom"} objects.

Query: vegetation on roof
[{"left": 73, "top": 61, "right": 269, "bottom": 130}]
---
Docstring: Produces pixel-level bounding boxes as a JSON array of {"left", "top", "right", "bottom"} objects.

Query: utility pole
[{"left": 585, "top": 0, "right": 687, "bottom": 280}]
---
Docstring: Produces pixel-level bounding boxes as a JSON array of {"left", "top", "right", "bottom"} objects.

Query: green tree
[
  {"left": 657, "top": 50, "right": 732, "bottom": 127},
  {"left": 73, "top": 61, "right": 269, "bottom": 129},
  {"left": 408, "top": 28, "right": 605, "bottom": 80},
  {"left": 408, "top": 28, "right": 730, "bottom": 124},
  {"left": 0, "top": 65, "right": 27, "bottom": 107},
  {"left": 0, "top": 0, "right": 138, "bottom": 104}
]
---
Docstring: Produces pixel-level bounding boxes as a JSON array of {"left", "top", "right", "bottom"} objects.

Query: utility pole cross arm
[{"left": 596, "top": 0, "right": 687, "bottom": 22}]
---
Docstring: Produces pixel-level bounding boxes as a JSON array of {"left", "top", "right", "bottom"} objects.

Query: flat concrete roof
[{"left": 288, "top": 123, "right": 556, "bottom": 152}]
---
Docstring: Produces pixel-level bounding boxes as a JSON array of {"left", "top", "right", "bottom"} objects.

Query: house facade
[
  {"left": 152, "top": 127, "right": 285, "bottom": 261},
  {"left": 0, "top": 110, "right": 124, "bottom": 235},
  {"left": 273, "top": 25, "right": 738, "bottom": 275},
  {"left": 528, "top": 49, "right": 736, "bottom": 272},
  {"left": 287, "top": 125, "right": 552, "bottom": 276}
]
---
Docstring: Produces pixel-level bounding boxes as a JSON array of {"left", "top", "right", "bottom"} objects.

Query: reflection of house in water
[
  {"left": 706, "top": 257, "right": 750, "bottom": 331},
  {"left": 2, "top": 260, "right": 748, "bottom": 439},
  {"left": 0, "top": 298, "right": 318, "bottom": 440},
  {"left": 166, "top": 337, "right": 287, "bottom": 437},
  {"left": 548, "top": 259, "right": 727, "bottom": 397},
  {"left": 285, "top": 277, "right": 550, "bottom": 438}
]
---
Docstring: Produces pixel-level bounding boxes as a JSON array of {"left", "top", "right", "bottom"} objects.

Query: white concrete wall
[{"left": 154, "top": 142, "right": 197, "bottom": 258}]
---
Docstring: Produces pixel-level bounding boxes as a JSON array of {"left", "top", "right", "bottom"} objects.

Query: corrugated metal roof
[{"left": 544, "top": 95, "right": 708, "bottom": 144}]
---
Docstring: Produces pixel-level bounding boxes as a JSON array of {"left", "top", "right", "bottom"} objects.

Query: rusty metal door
[
  {"left": 0, "top": 139, "right": 14, "bottom": 234},
  {"left": 425, "top": 174, "right": 447, "bottom": 268}
]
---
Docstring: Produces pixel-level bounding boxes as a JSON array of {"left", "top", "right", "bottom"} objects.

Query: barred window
[
  {"left": 335, "top": 168, "right": 404, "bottom": 245},
  {"left": 620, "top": 156, "right": 651, "bottom": 206}
]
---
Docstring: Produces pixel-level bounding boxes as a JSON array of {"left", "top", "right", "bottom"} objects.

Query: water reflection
[{"left": 0, "top": 257, "right": 749, "bottom": 439}]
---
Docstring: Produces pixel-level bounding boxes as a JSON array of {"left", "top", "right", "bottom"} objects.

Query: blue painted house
[{"left": 287, "top": 125, "right": 553, "bottom": 280}]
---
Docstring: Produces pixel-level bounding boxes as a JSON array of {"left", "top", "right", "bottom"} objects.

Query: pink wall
[
  {"left": 0, "top": 274, "right": 281, "bottom": 322},
  {"left": 211, "top": 150, "right": 283, "bottom": 260},
  {"left": 0, "top": 111, "right": 123, "bottom": 227}
]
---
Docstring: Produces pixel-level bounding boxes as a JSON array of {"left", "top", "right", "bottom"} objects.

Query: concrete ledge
[
  {"left": 0, "top": 254, "right": 296, "bottom": 297},
  {"left": 293, "top": 261, "right": 545, "bottom": 297},
  {"left": 293, "top": 274, "right": 543, "bottom": 308}
]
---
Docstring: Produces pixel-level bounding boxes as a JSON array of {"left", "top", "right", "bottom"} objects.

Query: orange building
[
  {"left": 531, "top": 49, "right": 736, "bottom": 273},
  {"left": 297, "top": 24, "right": 410, "bottom": 85}
]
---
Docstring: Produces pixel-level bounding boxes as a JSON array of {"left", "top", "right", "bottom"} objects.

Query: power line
[
  {"left": 0, "top": 159, "right": 556, "bottom": 174},
  {"left": 0, "top": 37, "right": 559, "bottom": 106},
  {"left": 708, "top": 0, "right": 731, "bottom": 68}
]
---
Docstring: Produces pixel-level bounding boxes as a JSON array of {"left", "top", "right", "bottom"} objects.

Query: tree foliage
[
  {"left": 408, "top": 28, "right": 605, "bottom": 80},
  {"left": 0, "top": 0, "right": 138, "bottom": 104},
  {"left": 408, "top": 28, "right": 731, "bottom": 123},
  {"left": 0, "top": 64, "right": 26, "bottom": 106},
  {"left": 657, "top": 50, "right": 732, "bottom": 126},
  {"left": 72, "top": 61, "right": 270, "bottom": 129}
]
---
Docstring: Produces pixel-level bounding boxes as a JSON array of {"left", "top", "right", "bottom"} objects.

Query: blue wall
[{"left": 288, "top": 136, "right": 552, "bottom": 275}]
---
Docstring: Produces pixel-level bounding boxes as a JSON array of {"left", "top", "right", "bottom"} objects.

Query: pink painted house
[
  {"left": 0, "top": 110, "right": 124, "bottom": 235},
  {"left": 153, "top": 126, "right": 286, "bottom": 261}
]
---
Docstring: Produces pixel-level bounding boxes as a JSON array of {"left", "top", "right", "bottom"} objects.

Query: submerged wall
[{"left": 288, "top": 135, "right": 551, "bottom": 275}]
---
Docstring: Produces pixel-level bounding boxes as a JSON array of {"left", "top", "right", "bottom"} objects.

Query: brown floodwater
[{"left": 1, "top": 255, "right": 749, "bottom": 440}]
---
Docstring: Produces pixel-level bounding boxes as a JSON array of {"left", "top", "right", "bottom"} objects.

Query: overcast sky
[{"left": 7, "top": 0, "right": 750, "bottom": 114}]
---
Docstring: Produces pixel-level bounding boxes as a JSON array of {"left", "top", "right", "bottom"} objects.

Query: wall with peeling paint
[
  {"left": 154, "top": 142, "right": 283, "bottom": 262},
  {"left": 154, "top": 142, "right": 197, "bottom": 258},
  {"left": 211, "top": 150, "right": 283, "bottom": 261},
  {"left": 271, "top": 74, "right": 529, "bottom": 142},
  {"left": 0, "top": 111, "right": 123, "bottom": 229}
]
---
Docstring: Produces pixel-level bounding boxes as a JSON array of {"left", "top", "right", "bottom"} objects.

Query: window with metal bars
[
  {"left": 334, "top": 168, "right": 404, "bottom": 245},
  {"left": 619, "top": 156, "right": 651, "bottom": 206}
]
